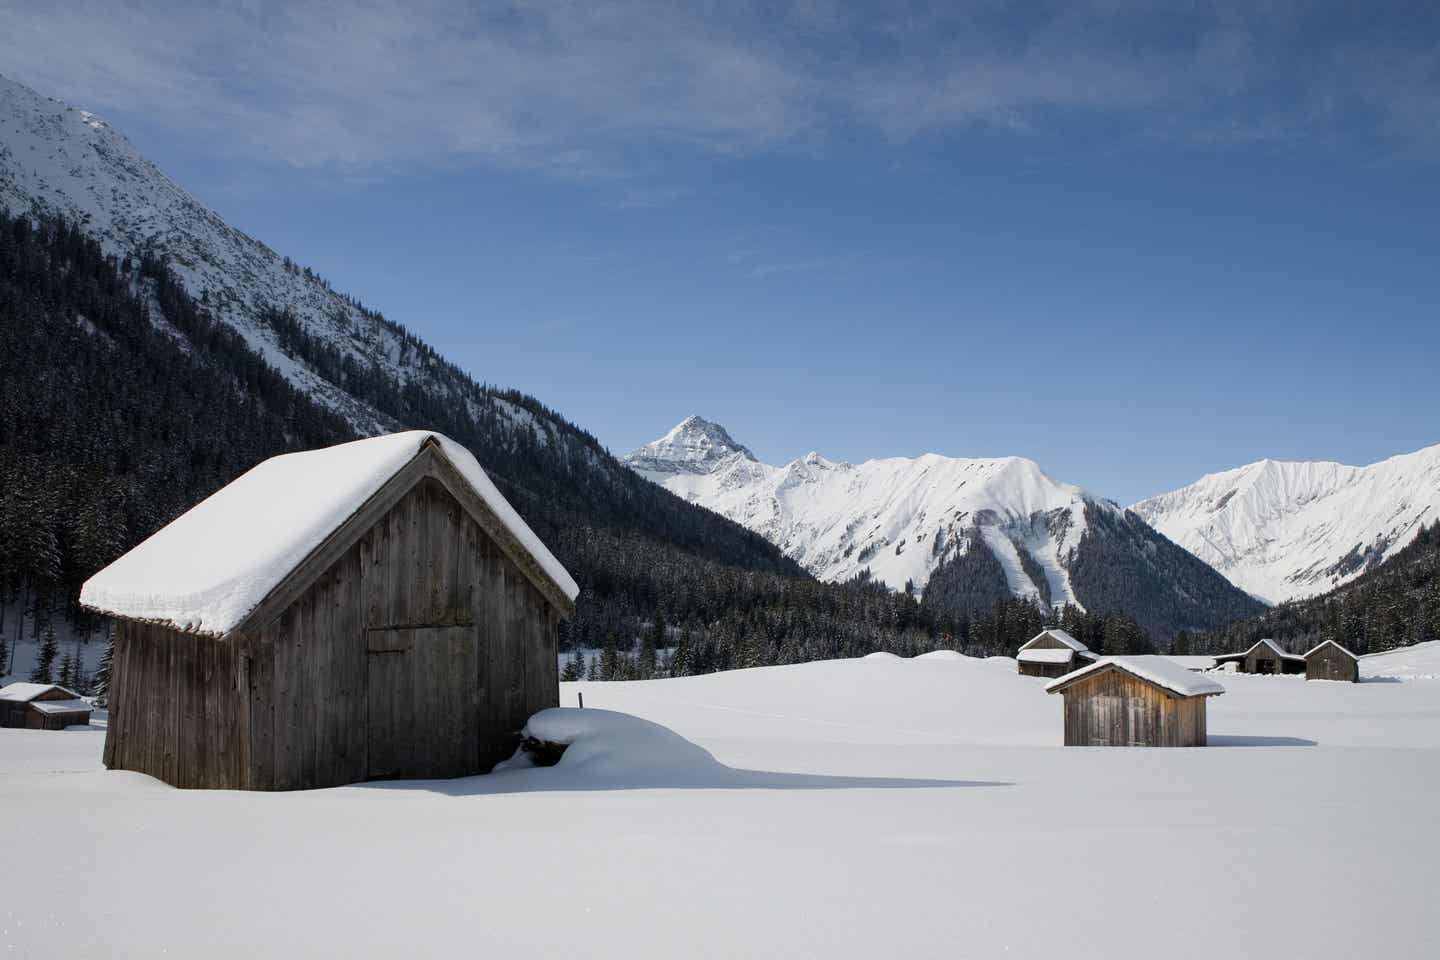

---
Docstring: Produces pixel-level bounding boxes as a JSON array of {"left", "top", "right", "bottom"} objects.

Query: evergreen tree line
[
  {"left": 0, "top": 209, "right": 1171, "bottom": 685},
  {"left": 1189, "top": 521, "right": 1440, "bottom": 656},
  {"left": 0, "top": 211, "right": 354, "bottom": 679},
  {"left": 553, "top": 526, "right": 1158, "bottom": 677}
]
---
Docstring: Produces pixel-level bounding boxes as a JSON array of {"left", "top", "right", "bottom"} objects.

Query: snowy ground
[{"left": 3, "top": 648, "right": 1438, "bottom": 959}]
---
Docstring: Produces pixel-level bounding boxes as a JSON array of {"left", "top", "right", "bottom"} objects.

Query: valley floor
[{"left": 4, "top": 646, "right": 1439, "bottom": 958}]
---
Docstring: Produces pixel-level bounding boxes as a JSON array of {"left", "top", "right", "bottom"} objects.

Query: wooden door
[{"left": 366, "top": 626, "right": 481, "bottom": 780}]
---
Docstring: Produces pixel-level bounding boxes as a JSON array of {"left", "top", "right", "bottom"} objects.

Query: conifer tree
[
  {"left": 561, "top": 648, "right": 584, "bottom": 682},
  {"left": 31, "top": 623, "right": 59, "bottom": 683},
  {"left": 600, "top": 632, "right": 620, "bottom": 681},
  {"left": 92, "top": 625, "right": 116, "bottom": 705},
  {"left": 57, "top": 651, "right": 78, "bottom": 690}
]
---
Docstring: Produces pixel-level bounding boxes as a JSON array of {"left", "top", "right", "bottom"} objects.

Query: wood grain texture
[
  {"left": 102, "top": 458, "right": 568, "bottom": 790},
  {"left": 1305, "top": 645, "right": 1358, "bottom": 682},
  {"left": 1056, "top": 666, "right": 1210, "bottom": 747}
]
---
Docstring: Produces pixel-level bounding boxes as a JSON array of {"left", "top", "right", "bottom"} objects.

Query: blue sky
[{"left": 3, "top": 1, "right": 1439, "bottom": 504}]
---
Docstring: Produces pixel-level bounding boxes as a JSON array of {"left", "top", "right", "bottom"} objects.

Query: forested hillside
[
  {"left": 0, "top": 210, "right": 1271, "bottom": 688},
  {"left": 1189, "top": 520, "right": 1440, "bottom": 656},
  {"left": 0, "top": 211, "right": 984, "bottom": 684},
  {"left": 0, "top": 213, "right": 354, "bottom": 664}
]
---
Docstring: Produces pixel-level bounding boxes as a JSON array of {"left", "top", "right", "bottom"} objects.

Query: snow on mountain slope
[
  {"left": 0, "top": 75, "right": 383, "bottom": 430},
  {"left": 627, "top": 417, "right": 1267, "bottom": 637},
  {"left": 1132, "top": 444, "right": 1440, "bottom": 604},
  {"left": 0, "top": 71, "right": 592, "bottom": 464},
  {"left": 626, "top": 416, "right": 1102, "bottom": 606}
]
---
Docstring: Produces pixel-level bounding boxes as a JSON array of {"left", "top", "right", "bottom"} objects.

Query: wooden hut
[
  {"left": 1303, "top": 640, "right": 1359, "bottom": 682},
  {"left": 1045, "top": 656, "right": 1225, "bottom": 747},
  {"left": 1213, "top": 638, "right": 1305, "bottom": 676},
  {"left": 0, "top": 683, "right": 93, "bottom": 729},
  {"left": 1016, "top": 628, "right": 1097, "bottom": 678},
  {"left": 79, "top": 431, "right": 579, "bottom": 791}
]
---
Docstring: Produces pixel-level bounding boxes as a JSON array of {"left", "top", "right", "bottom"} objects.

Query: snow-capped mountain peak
[
  {"left": 1132, "top": 443, "right": 1440, "bottom": 604},
  {"left": 621, "top": 418, "right": 1263, "bottom": 639},
  {"left": 624, "top": 415, "right": 757, "bottom": 476}
]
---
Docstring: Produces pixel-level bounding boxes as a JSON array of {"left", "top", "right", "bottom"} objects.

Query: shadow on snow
[
  {"left": 356, "top": 768, "right": 1012, "bottom": 796},
  {"left": 1206, "top": 734, "right": 1317, "bottom": 747}
]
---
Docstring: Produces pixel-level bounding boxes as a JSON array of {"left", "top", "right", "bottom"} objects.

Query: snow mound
[
  {"left": 494, "top": 708, "right": 723, "bottom": 782},
  {"left": 1363, "top": 640, "right": 1440, "bottom": 681},
  {"left": 863, "top": 652, "right": 904, "bottom": 661},
  {"left": 915, "top": 650, "right": 967, "bottom": 661}
]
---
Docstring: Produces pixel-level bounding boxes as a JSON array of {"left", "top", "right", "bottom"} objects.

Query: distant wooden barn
[
  {"left": 79, "top": 432, "right": 579, "bottom": 791},
  {"left": 1303, "top": 640, "right": 1359, "bottom": 682},
  {"left": 1016, "top": 628, "right": 1097, "bottom": 678},
  {"left": 1046, "top": 656, "right": 1224, "bottom": 747},
  {"left": 0, "top": 683, "right": 93, "bottom": 730},
  {"left": 1214, "top": 638, "right": 1306, "bottom": 676}
]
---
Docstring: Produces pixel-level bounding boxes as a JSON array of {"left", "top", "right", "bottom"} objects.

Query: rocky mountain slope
[
  {"left": 1133, "top": 444, "right": 1440, "bottom": 604},
  {"left": 626, "top": 417, "right": 1264, "bottom": 638},
  {"left": 0, "top": 73, "right": 806, "bottom": 657}
]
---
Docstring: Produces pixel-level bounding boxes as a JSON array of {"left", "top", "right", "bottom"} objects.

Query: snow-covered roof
[
  {"left": 1018, "top": 648, "right": 1075, "bottom": 664},
  {"left": 26, "top": 698, "right": 93, "bottom": 716},
  {"left": 1019, "top": 628, "right": 1089, "bottom": 654},
  {"left": 80, "top": 431, "right": 579, "bottom": 636},
  {"left": 1046, "top": 656, "right": 1226, "bottom": 698},
  {"left": 1242, "top": 638, "right": 1303, "bottom": 661},
  {"left": 1302, "top": 639, "right": 1360, "bottom": 661},
  {"left": 0, "top": 683, "right": 80, "bottom": 703}
]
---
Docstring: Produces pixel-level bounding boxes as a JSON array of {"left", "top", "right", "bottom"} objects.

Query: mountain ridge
[
  {"left": 1132, "top": 443, "right": 1440, "bottom": 604},
  {"left": 0, "top": 72, "right": 825, "bottom": 664},
  {"left": 625, "top": 416, "right": 1263, "bottom": 638}
]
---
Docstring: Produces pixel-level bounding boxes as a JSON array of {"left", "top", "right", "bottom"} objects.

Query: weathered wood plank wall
[
  {"left": 1305, "top": 646, "right": 1358, "bottom": 682},
  {"left": 1060, "top": 669, "right": 1207, "bottom": 747},
  {"left": 103, "top": 621, "right": 243, "bottom": 787},
  {"left": 104, "top": 461, "right": 562, "bottom": 790}
]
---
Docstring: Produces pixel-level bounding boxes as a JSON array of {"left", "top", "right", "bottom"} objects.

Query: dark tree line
[
  {"left": 0, "top": 211, "right": 932, "bottom": 674},
  {"left": 0, "top": 209, "right": 1197, "bottom": 684},
  {"left": 0, "top": 212, "right": 353, "bottom": 667},
  {"left": 1191, "top": 521, "right": 1440, "bottom": 656}
]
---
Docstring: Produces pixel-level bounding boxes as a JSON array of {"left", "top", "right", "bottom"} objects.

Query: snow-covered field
[{"left": 4, "top": 647, "right": 1438, "bottom": 958}]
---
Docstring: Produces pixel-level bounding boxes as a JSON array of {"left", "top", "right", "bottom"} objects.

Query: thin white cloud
[{"left": 0, "top": 0, "right": 1435, "bottom": 179}]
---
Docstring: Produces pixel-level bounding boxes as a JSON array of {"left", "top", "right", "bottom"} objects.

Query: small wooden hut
[
  {"left": 1213, "top": 638, "right": 1305, "bottom": 676},
  {"left": 1303, "top": 640, "right": 1359, "bottom": 682},
  {"left": 1016, "top": 628, "right": 1096, "bottom": 678},
  {"left": 1045, "top": 656, "right": 1225, "bottom": 747},
  {"left": 79, "top": 431, "right": 578, "bottom": 790},
  {"left": 0, "top": 683, "right": 93, "bottom": 729}
]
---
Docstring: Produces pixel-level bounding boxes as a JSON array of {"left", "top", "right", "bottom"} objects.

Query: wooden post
[{"left": 578, "top": 691, "right": 584, "bottom": 709}]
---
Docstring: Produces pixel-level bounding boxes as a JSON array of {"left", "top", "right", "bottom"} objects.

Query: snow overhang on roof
[
  {"left": 1019, "top": 628, "right": 1089, "bottom": 654},
  {"left": 27, "top": 698, "right": 93, "bottom": 715},
  {"left": 1018, "top": 648, "right": 1075, "bottom": 664},
  {"left": 1302, "top": 639, "right": 1360, "bottom": 660},
  {"left": 1245, "top": 638, "right": 1305, "bottom": 661},
  {"left": 0, "top": 683, "right": 79, "bottom": 703},
  {"left": 1045, "top": 656, "right": 1226, "bottom": 698},
  {"left": 79, "top": 431, "right": 580, "bottom": 637}
]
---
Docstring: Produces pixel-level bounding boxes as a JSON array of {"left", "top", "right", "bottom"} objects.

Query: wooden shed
[
  {"left": 78, "top": 431, "right": 579, "bottom": 790},
  {"left": 0, "top": 683, "right": 93, "bottom": 729},
  {"left": 1303, "top": 640, "right": 1359, "bottom": 682},
  {"left": 1045, "top": 656, "right": 1225, "bottom": 747},
  {"left": 1213, "top": 638, "right": 1305, "bottom": 676},
  {"left": 1016, "top": 628, "right": 1097, "bottom": 678}
]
